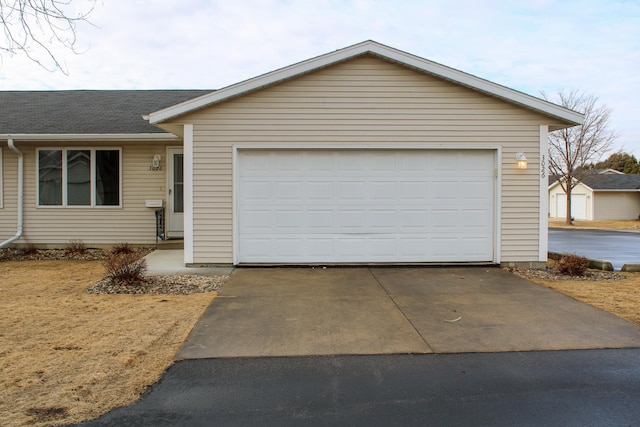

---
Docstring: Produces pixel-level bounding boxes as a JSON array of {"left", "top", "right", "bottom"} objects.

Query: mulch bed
[
  {"left": 0, "top": 247, "right": 111, "bottom": 261},
  {"left": 509, "top": 267, "right": 626, "bottom": 282},
  {"left": 88, "top": 275, "right": 228, "bottom": 295}
]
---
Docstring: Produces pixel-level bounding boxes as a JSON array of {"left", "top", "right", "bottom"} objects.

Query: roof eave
[
  {"left": 0, "top": 133, "right": 180, "bottom": 141},
  {"left": 149, "top": 40, "right": 585, "bottom": 126}
]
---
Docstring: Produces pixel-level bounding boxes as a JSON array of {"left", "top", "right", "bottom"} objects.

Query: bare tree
[
  {"left": 0, "top": 0, "right": 97, "bottom": 74},
  {"left": 544, "top": 90, "right": 617, "bottom": 224}
]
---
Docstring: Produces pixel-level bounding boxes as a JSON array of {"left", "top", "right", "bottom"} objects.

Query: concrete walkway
[
  {"left": 143, "top": 249, "right": 233, "bottom": 276},
  {"left": 177, "top": 266, "right": 640, "bottom": 359}
]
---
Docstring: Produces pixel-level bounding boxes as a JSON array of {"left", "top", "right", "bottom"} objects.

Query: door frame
[{"left": 166, "top": 147, "right": 184, "bottom": 238}]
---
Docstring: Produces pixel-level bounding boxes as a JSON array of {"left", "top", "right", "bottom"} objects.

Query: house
[
  {"left": 549, "top": 170, "right": 640, "bottom": 220},
  {"left": 1, "top": 41, "right": 583, "bottom": 268}
]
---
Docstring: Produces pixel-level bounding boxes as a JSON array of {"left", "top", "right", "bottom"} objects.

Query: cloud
[{"left": 0, "top": 0, "right": 637, "bottom": 154}]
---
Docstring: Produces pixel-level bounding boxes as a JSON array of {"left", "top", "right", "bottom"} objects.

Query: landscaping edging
[
  {"left": 621, "top": 264, "right": 640, "bottom": 272},
  {"left": 548, "top": 251, "right": 614, "bottom": 271}
]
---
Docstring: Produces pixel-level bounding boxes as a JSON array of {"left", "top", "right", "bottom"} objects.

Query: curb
[{"left": 548, "top": 251, "right": 614, "bottom": 272}]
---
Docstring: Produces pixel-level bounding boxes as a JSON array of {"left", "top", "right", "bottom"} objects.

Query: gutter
[
  {"left": 0, "top": 133, "right": 179, "bottom": 141},
  {"left": 0, "top": 138, "right": 24, "bottom": 248}
]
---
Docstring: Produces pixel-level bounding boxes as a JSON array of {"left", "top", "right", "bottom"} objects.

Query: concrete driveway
[{"left": 177, "top": 267, "right": 640, "bottom": 359}]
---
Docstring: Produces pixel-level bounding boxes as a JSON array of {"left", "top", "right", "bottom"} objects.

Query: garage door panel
[
  {"left": 306, "top": 181, "right": 333, "bottom": 199},
  {"left": 370, "top": 238, "right": 397, "bottom": 257},
  {"left": 337, "top": 181, "right": 366, "bottom": 199},
  {"left": 242, "top": 181, "right": 271, "bottom": 200},
  {"left": 369, "top": 181, "right": 397, "bottom": 199},
  {"left": 337, "top": 210, "right": 367, "bottom": 229},
  {"left": 273, "top": 238, "right": 303, "bottom": 256},
  {"left": 238, "top": 150, "right": 495, "bottom": 263},
  {"left": 304, "top": 210, "right": 334, "bottom": 229}
]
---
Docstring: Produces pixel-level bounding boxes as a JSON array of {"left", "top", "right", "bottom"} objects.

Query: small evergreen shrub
[
  {"left": 65, "top": 239, "right": 88, "bottom": 255},
  {"left": 556, "top": 254, "right": 589, "bottom": 276},
  {"left": 104, "top": 252, "right": 147, "bottom": 285}
]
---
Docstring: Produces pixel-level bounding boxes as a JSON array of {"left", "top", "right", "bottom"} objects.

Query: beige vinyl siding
[
  {"left": 1, "top": 146, "right": 17, "bottom": 232},
  {"left": 173, "top": 55, "right": 549, "bottom": 264},
  {"left": 0, "top": 141, "right": 172, "bottom": 246},
  {"left": 594, "top": 192, "right": 640, "bottom": 220}
]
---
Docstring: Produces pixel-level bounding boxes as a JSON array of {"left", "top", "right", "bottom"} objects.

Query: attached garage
[
  {"left": 148, "top": 40, "right": 584, "bottom": 268},
  {"left": 236, "top": 149, "right": 495, "bottom": 263}
]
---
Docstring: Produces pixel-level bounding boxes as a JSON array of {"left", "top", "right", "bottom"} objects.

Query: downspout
[{"left": 0, "top": 138, "right": 24, "bottom": 248}]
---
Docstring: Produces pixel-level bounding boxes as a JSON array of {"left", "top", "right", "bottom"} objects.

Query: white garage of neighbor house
[
  {"left": 1, "top": 41, "right": 583, "bottom": 268},
  {"left": 549, "top": 170, "right": 640, "bottom": 220}
]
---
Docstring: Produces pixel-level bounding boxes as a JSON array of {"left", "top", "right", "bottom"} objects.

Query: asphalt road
[
  {"left": 79, "top": 349, "right": 640, "bottom": 426},
  {"left": 549, "top": 228, "right": 640, "bottom": 270}
]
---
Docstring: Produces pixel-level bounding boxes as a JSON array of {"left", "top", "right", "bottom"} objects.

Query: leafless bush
[
  {"left": 65, "top": 239, "right": 87, "bottom": 255},
  {"left": 110, "top": 242, "right": 136, "bottom": 255},
  {"left": 21, "top": 244, "right": 39, "bottom": 256},
  {"left": 103, "top": 252, "right": 147, "bottom": 286},
  {"left": 556, "top": 254, "right": 589, "bottom": 276}
]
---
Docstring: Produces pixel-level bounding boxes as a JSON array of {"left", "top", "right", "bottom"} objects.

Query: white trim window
[{"left": 37, "top": 148, "right": 122, "bottom": 207}]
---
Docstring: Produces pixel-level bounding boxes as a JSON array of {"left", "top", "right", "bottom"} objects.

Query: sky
[{"left": 1, "top": 0, "right": 639, "bottom": 156}]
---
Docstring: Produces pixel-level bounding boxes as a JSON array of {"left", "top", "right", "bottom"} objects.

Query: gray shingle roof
[
  {"left": 581, "top": 173, "right": 640, "bottom": 190},
  {"left": 0, "top": 90, "right": 213, "bottom": 134}
]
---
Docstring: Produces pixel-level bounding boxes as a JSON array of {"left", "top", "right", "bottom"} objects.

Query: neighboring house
[
  {"left": 549, "top": 170, "right": 640, "bottom": 220},
  {"left": 1, "top": 41, "right": 583, "bottom": 267}
]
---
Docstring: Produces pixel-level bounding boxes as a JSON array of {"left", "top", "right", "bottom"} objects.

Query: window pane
[
  {"left": 174, "top": 154, "right": 184, "bottom": 213},
  {"left": 67, "top": 150, "right": 91, "bottom": 206},
  {"left": 38, "top": 150, "right": 62, "bottom": 205},
  {"left": 95, "top": 150, "right": 120, "bottom": 206}
]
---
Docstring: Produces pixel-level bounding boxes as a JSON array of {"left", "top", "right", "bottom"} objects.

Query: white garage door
[
  {"left": 556, "top": 193, "right": 587, "bottom": 220},
  {"left": 237, "top": 149, "right": 495, "bottom": 264}
]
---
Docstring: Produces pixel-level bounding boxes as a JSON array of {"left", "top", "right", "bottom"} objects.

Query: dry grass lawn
[
  {"left": 0, "top": 260, "right": 216, "bottom": 427},
  {"left": 1, "top": 259, "right": 639, "bottom": 426},
  {"left": 549, "top": 218, "right": 640, "bottom": 230},
  {"left": 525, "top": 271, "right": 640, "bottom": 326}
]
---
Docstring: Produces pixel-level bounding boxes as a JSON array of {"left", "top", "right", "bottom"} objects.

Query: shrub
[
  {"left": 103, "top": 251, "right": 147, "bottom": 285},
  {"left": 21, "top": 244, "right": 40, "bottom": 256},
  {"left": 556, "top": 254, "right": 589, "bottom": 276},
  {"left": 111, "top": 242, "right": 136, "bottom": 255},
  {"left": 65, "top": 239, "right": 87, "bottom": 255}
]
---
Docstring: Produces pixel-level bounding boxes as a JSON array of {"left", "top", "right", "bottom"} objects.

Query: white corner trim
[
  {"left": 539, "top": 125, "right": 549, "bottom": 262},
  {"left": 232, "top": 147, "right": 239, "bottom": 265},
  {"left": 494, "top": 146, "right": 502, "bottom": 264},
  {"left": 183, "top": 124, "right": 194, "bottom": 264},
  {"left": 149, "top": 40, "right": 584, "bottom": 126}
]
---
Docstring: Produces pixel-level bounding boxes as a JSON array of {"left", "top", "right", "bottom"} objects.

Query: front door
[{"left": 167, "top": 148, "right": 184, "bottom": 238}]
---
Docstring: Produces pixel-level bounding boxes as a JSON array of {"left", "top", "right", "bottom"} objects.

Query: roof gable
[{"left": 149, "top": 40, "right": 584, "bottom": 128}]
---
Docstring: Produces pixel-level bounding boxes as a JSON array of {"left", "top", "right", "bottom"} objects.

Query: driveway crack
[{"left": 367, "top": 268, "right": 435, "bottom": 353}]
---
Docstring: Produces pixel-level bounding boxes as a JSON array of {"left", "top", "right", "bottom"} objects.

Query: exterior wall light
[
  {"left": 516, "top": 152, "right": 528, "bottom": 169},
  {"left": 150, "top": 154, "right": 162, "bottom": 171}
]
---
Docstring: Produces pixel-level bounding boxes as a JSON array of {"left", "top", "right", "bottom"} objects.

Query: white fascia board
[
  {"left": 1, "top": 133, "right": 179, "bottom": 141},
  {"left": 593, "top": 189, "right": 640, "bottom": 192},
  {"left": 149, "top": 40, "right": 584, "bottom": 126}
]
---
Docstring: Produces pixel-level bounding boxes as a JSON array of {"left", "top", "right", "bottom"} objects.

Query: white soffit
[{"left": 149, "top": 40, "right": 584, "bottom": 126}]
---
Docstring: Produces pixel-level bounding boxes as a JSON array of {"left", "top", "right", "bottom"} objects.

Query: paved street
[
  {"left": 549, "top": 228, "right": 640, "bottom": 270},
  {"left": 80, "top": 349, "right": 640, "bottom": 426}
]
